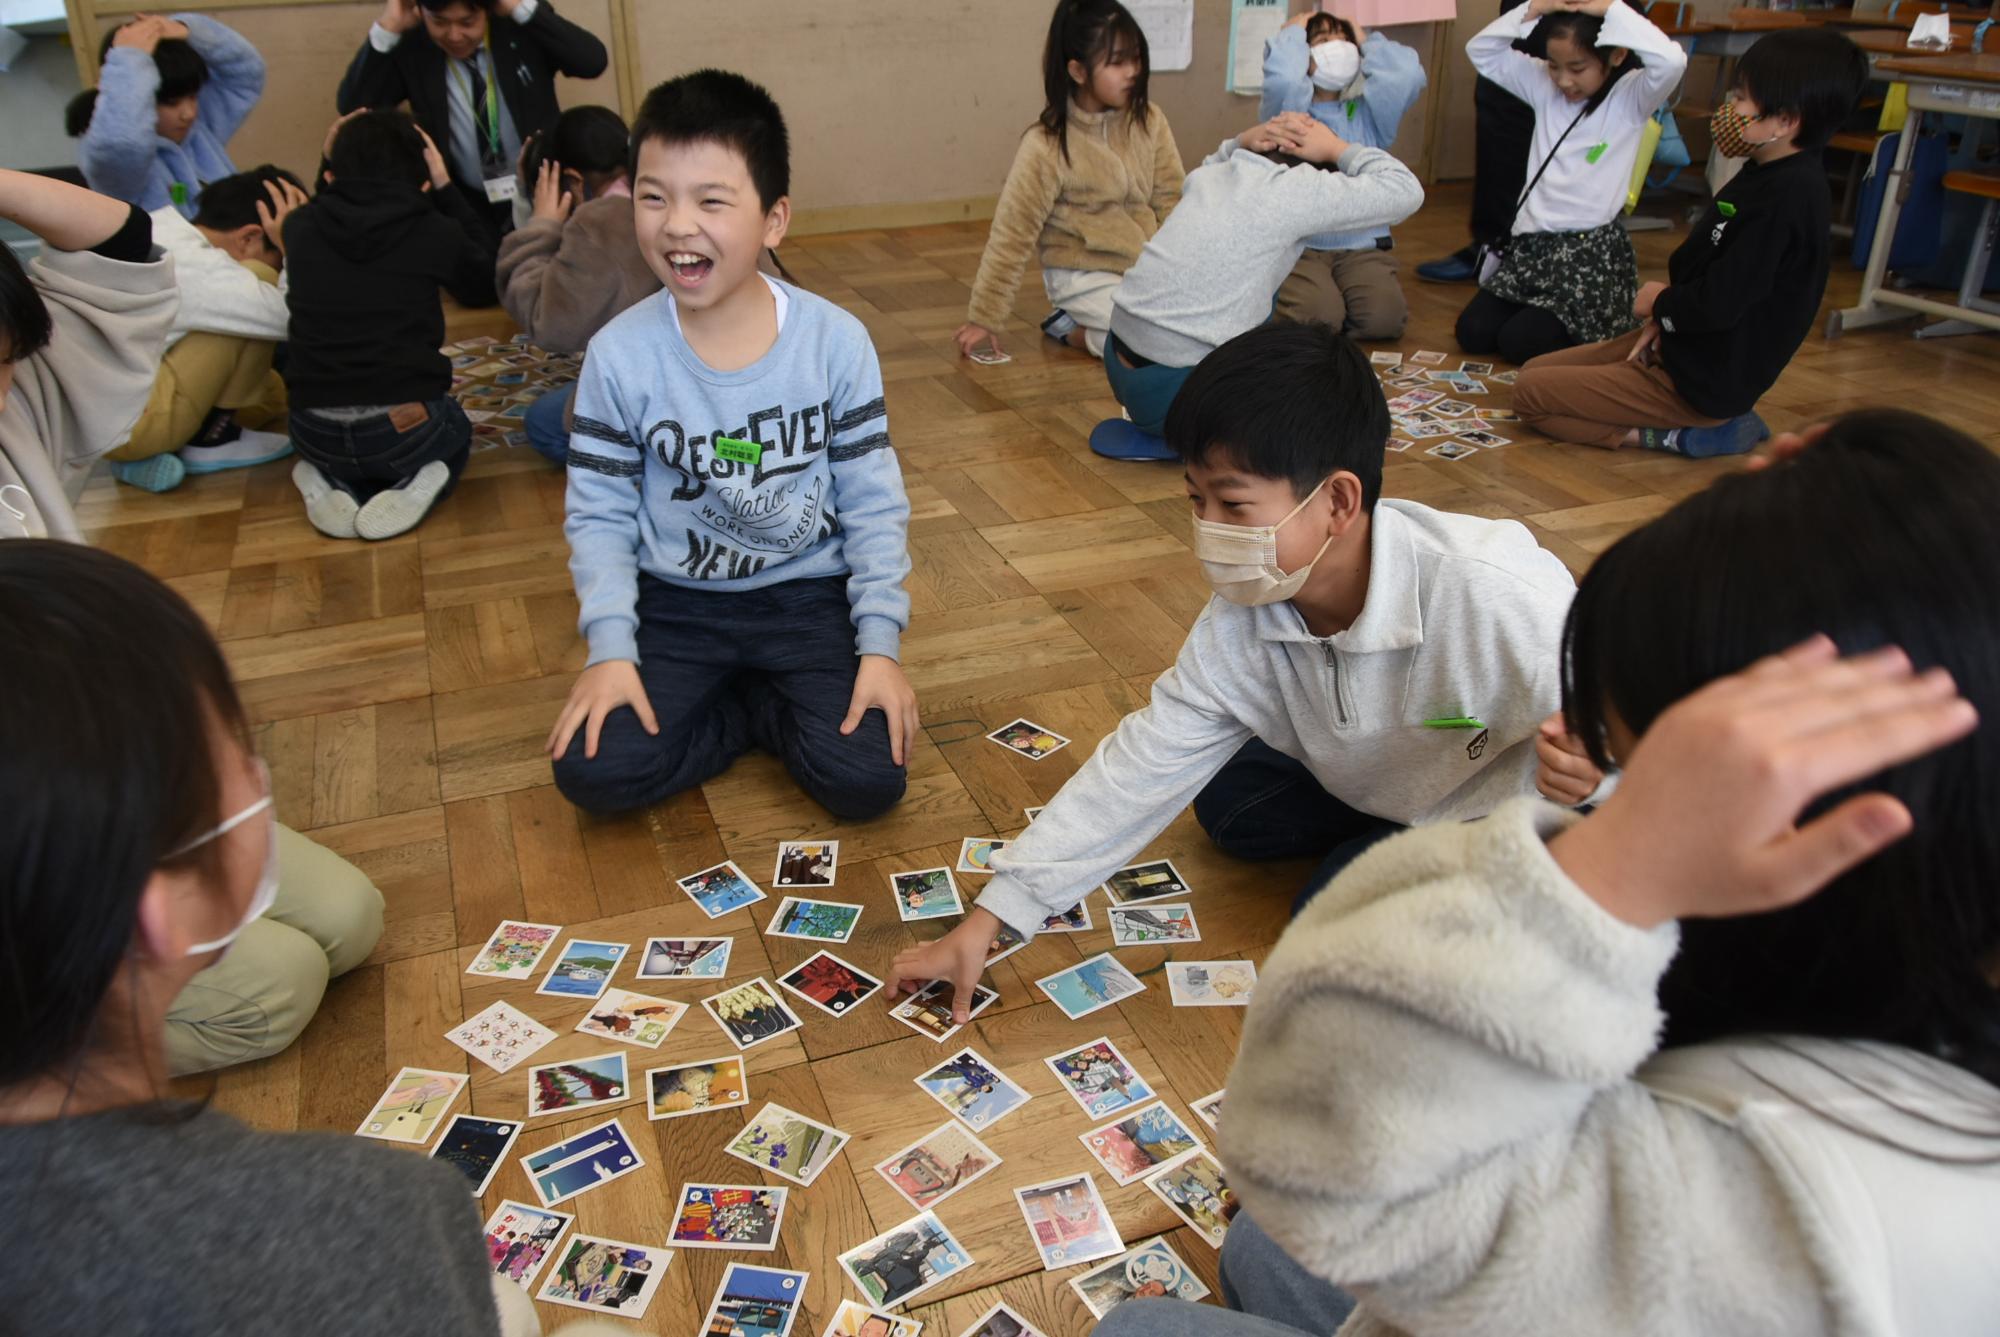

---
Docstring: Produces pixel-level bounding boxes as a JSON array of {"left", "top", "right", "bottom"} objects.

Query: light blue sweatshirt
[
  {"left": 564, "top": 281, "right": 912, "bottom": 668},
  {"left": 1259, "top": 28, "right": 1427, "bottom": 252},
  {"left": 78, "top": 13, "right": 265, "bottom": 217}
]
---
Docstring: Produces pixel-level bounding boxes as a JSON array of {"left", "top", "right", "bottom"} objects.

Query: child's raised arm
[
  {"left": 77, "top": 21, "right": 176, "bottom": 209},
  {"left": 1466, "top": 3, "right": 1558, "bottom": 110},
  {"left": 179, "top": 13, "right": 266, "bottom": 146},
  {"left": 1594, "top": 0, "right": 1689, "bottom": 118},
  {"left": 1357, "top": 31, "right": 1429, "bottom": 133},
  {"left": 1259, "top": 16, "right": 1316, "bottom": 120}
]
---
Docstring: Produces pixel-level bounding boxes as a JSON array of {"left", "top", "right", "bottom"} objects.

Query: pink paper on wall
[{"left": 1332, "top": 0, "right": 1459, "bottom": 27}]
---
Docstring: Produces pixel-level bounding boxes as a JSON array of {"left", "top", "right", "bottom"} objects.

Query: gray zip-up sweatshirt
[
  {"left": 977, "top": 500, "right": 1577, "bottom": 938},
  {"left": 1108, "top": 139, "right": 1424, "bottom": 368}
]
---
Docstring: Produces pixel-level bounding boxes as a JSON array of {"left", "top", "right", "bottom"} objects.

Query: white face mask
[
  {"left": 1190, "top": 479, "right": 1335, "bottom": 606},
  {"left": 177, "top": 761, "right": 278, "bottom": 957},
  {"left": 1309, "top": 39, "right": 1361, "bottom": 91}
]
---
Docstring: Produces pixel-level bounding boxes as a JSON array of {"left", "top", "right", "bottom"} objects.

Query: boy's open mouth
[{"left": 667, "top": 252, "right": 714, "bottom": 286}]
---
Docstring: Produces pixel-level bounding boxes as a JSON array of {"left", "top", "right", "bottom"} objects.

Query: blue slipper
[
  {"left": 1089, "top": 418, "right": 1176, "bottom": 462},
  {"left": 111, "top": 454, "right": 187, "bottom": 493},
  {"left": 1642, "top": 412, "right": 1770, "bottom": 459},
  {"left": 1416, "top": 248, "right": 1479, "bottom": 284}
]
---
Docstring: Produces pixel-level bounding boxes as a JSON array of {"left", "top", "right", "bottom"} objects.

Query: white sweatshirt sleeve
[
  {"left": 1597, "top": 0, "right": 1690, "bottom": 123},
  {"left": 1466, "top": 4, "right": 1557, "bottom": 109}
]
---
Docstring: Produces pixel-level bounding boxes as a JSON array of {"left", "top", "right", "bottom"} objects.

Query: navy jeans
[
  {"left": 1193, "top": 739, "right": 1404, "bottom": 916},
  {"left": 551, "top": 573, "right": 908, "bottom": 820},
  {"left": 1092, "top": 1211, "right": 1360, "bottom": 1337},
  {"left": 288, "top": 398, "right": 471, "bottom": 503},
  {"left": 522, "top": 381, "right": 573, "bottom": 464}
]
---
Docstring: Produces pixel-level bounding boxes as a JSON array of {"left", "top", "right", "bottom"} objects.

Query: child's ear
[
  {"left": 761, "top": 195, "right": 792, "bottom": 250},
  {"left": 321, "top": 169, "right": 334, "bottom": 185},
  {"left": 1607, "top": 45, "right": 1630, "bottom": 67},
  {"left": 1065, "top": 56, "right": 1089, "bottom": 87}
]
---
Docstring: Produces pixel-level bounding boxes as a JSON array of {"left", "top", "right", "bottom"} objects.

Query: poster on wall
[
  {"left": 1130, "top": 0, "right": 1194, "bottom": 71},
  {"left": 1345, "top": 0, "right": 1459, "bottom": 27},
  {"left": 1226, "top": 0, "right": 1284, "bottom": 93}
]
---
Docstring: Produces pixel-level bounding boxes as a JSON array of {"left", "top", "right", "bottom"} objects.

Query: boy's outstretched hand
[
  {"left": 548, "top": 660, "right": 658, "bottom": 761},
  {"left": 890, "top": 908, "right": 1006, "bottom": 1024},
  {"left": 843, "top": 654, "right": 920, "bottom": 767}
]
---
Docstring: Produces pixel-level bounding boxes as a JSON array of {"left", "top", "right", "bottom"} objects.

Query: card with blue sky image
[
  {"left": 520, "top": 1116, "right": 646, "bottom": 1208},
  {"left": 534, "top": 939, "right": 627, "bottom": 1000},
  {"left": 1035, "top": 953, "right": 1144, "bottom": 1020},
  {"left": 913, "top": 1046, "right": 1031, "bottom": 1131},
  {"left": 677, "top": 860, "right": 767, "bottom": 919}
]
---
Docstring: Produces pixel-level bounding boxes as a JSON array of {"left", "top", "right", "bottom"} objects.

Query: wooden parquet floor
[{"left": 91, "top": 182, "right": 2000, "bottom": 1337}]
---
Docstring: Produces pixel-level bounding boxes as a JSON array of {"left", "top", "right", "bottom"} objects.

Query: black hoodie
[{"left": 282, "top": 175, "right": 497, "bottom": 411}]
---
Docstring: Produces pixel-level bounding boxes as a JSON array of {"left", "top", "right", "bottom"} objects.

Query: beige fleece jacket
[
  {"left": 964, "top": 101, "right": 1184, "bottom": 332},
  {"left": 496, "top": 196, "right": 661, "bottom": 355}
]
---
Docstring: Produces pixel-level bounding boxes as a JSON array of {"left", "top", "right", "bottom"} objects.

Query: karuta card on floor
[
  {"left": 956, "top": 836, "right": 1008, "bottom": 874},
  {"left": 1023, "top": 804, "right": 1045, "bottom": 821},
  {"left": 985, "top": 921, "right": 1028, "bottom": 966},
  {"left": 1035, "top": 953, "right": 1145, "bottom": 1020},
  {"left": 701, "top": 977, "right": 806, "bottom": 1050},
  {"left": 520, "top": 1116, "right": 646, "bottom": 1208},
  {"left": 481, "top": 1199, "right": 573, "bottom": 1293},
  {"left": 1040, "top": 901, "right": 1092, "bottom": 932},
  {"left": 778, "top": 950, "right": 884, "bottom": 1017},
  {"left": 985, "top": 717, "right": 1071, "bottom": 760},
  {"left": 956, "top": 1302, "right": 1048, "bottom": 1337},
  {"left": 1368, "top": 350, "right": 1403, "bottom": 366},
  {"left": 645, "top": 1054, "right": 749, "bottom": 1120},
  {"left": 702, "top": 1264, "right": 808, "bottom": 1337},
  {"left": 671, "top": 1183, "right": 788, "bottom": 1251},
  {"left": 838, "top": 1209, "right": 975, "bottom": 1309},
  {"left": 679, "top": 859, "right": 768, "bottom": 919},
  {"left": 1106, "top": 901, "right": 1200, "bottom": 946},
  {"left": 913, "top": 1046, "right": 1032, "bottom": 1130},
  {"left": 1409, "top": 349, "right": 1447, "bottom": 365},
  {"left": 1044, "top": 1035, "right": 1154, "bottom": 1120},
  {"left": 525, "top": 1051, "right": 630, "bottom": 1118},
  {"left": 1079, "top": 1100, "right": 1203, "bottom": 1186},
  {"left": 1103, "top": 858, "right": 1191, "bottom": 903},
  {"left": 635, "top": 936, "right": 731, "bottom": 980},
  {"left": 430, "top": 1113, "right": 524, "bottom": 1196},
  {"left": 889, "top": 979, "right": 998, "bottom": 1044},
  {"left": 874, "top": 1119, "right": 1002, "bottom": 1211},
  {"left": 725, "top": 1101, "right": 853, "bottom": 1187},
  {"left": 1191, "top": 1088, "right": 1226, "bottom": 1129},
  {"left": 1460, "top": 429, "right": 1512, "bottom": 448},
  {"left": 822, "top": 1299, "right": 922, "bottom": 1337},
  {"left": 355, "top": 1066, "right": 467, "bottom": 1144},
  {"left": 536, "top": 1232, "right": 670, "bottom": 1319},
  {"left": 966, "top": 348, "right": 1013, "bottom": 366},
  {"left": 445, "top": 1000, "right": 557, "bottom": 1073},
  {"left": 773, "top": 839, "right": 839, "bottom": 889},
  {"left": 574, "top": 987, "right": 686, "bottom": 1049},
  {"left": 891, "top": 866, "right": 965, "bottom": 922},
  {"left": 1166, "top": 960, "right": 1258, "bottom": 1007},
  {"left": 767, "top": 895, "right": 864, "bottom": 942},
  {"left": 1145, "top": 1151, "right": 1239, "bottom": 1248},
  {"left": 465, "top": 919, "right": 562, "bottom": 980},
  {"left": 1458, "top": 359, "right": 1495, "bottom": 375},
  {"left": 1427, "top": 440, "right": 1477, "bottom": 461},
  {"left": 534, "top": 938, "right": 627, "bottom": 1000},
  {"left": 1014, "top": 1173, "right": 1123, "bottom": 1270},
  {"left": 1069, "top": 1237, "right": 1211, "bottom": 1317}
]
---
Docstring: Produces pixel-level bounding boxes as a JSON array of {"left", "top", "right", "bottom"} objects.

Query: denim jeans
[
  {"left": 1193, "top": 738, "right": 1405, "bottom": 915},
  {"left": 1102, "top": 331, "right": 1194, "bottom": 437},
  {"left": 1092, "top": 1211, "right": 1360, "bottom": 1337},
  {"left": 551, "top": 573, "right": 908, "bottom": 819},
  {"left": 522, "top": 381, "right": 574, "bottom": 464},
  {"left": 288, "top": 397, "right": 471, "bottom": 503}
]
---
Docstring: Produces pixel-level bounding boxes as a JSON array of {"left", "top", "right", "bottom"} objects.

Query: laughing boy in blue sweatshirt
[{"left": 547, "top": 69, "right": 916, "bottom": 821}]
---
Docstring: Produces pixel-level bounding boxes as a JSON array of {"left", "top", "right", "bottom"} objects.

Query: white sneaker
[
  {"left": 355, "top": 461, "right": 452, "bottom": 540},
  {"left": 291, "top": 459, "right": 359, "bottom": 539},
  {"left": 181, "top": 429, "right": 292, "bottom": 474}
]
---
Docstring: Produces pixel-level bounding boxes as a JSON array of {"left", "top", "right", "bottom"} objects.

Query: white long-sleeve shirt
[
  {"left": 148, "top": 207, "right": 289, "bottom": 349},
  {"left": 1468, "top": 0, "right": 1687, "bottom": 237}
]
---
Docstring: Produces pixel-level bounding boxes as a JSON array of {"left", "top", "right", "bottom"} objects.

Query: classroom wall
[{"left": 0, "top": 31, "right": 85, "bottom": 170}]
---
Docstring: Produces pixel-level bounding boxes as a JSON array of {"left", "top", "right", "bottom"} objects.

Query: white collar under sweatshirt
[
  {"left": 976, "top": 499, "right": 1578, "bottom": 939},
  {"left": 148, "top": 206, "right": 290, "bottom": 349}
]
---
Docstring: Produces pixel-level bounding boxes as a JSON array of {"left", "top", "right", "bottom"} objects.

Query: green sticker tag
[
  {"left": 713, "top": 435, "right": 761, "bottom": 465},
  {"left": 169, "top": 181, "right": 188, "bottom": 207},
  {"left": 1346, "top": 100, "right": 1358, "bottom": 120},
  {"left": 1584, "top": 142, "right": 1608, "bottom": 165},
  {"left": 1717, "top": 201, "right": 1738, "bottom": 218}
]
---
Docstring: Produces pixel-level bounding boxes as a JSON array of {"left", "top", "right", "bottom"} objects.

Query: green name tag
[
  {"left": 713, "top": 435, "right": 761, "bottom": 465},
  {"left": 1345, "top": 100, "right": 1358, "bottom": 120},
  {"left": 1584, "top": 142, "right": 1608, "bottom": 165},
  {"left": 169, "top": 181, "right": 188, "bottom": 207},
  {"left": 1717, "top": 201, "right": 1738, "bottom": 218}
]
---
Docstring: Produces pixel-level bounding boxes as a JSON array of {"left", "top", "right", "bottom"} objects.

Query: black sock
[{"left": 189, "top": 409, "right": 242, "bottom": 448}]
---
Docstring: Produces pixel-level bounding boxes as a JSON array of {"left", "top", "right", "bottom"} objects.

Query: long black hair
[
  {"left": 0, "top": 541, "right": 248, "bottom": 1088},
  {"left": 0, "top": 245, "right": 54, "bottom": 369},
  {"left": 1562, "top": 409, "right": 2000, "bottom": 1090},
  {"left": 1520, "top": 10, "right": 1641, "bottom": 115},
  {"left": 1037, "top": 0, "right": 1151, "bottom": 163},
  {"left": 64, "top": 26, "right": 209, "bottom": 138},
  {"left": 521, "top": 104, "right": 631, "bottom": 198}
]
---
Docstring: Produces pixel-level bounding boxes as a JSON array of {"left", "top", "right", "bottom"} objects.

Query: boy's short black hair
[
  {"left": 417, "top": 0, "right": 494, "bottom": 11},
  {"left": 1305, "top": 12, "right": 1355, "bottom": 43},
  {"left": 327, "top": 109, "right": 431, "bottom": 189},
  {"left": 1165, "top": 322, "right": 1389, "bottom": 509},
  {"left": 521, "top": 105, "right": 631, "bottom": 190},
  {"left": 630, "top": 69, "right": 789, "bottom": 211},
  {"left": 1735, "top": 29, "right": 1869, "bottom": 152},
  {"left": 0, "top": 245, "right": 55, "bottom": 366},
  {"left": 191, "top": 165, "right": 307, "bottom": 232}
]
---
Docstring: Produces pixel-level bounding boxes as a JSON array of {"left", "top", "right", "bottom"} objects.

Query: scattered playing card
[
  {"left": 889, "top": 979, "right": 998, "bottom": 1044},
  {"left": 914, "top": 1046, "right": 1032, "bottom": 1130},
  {"left": 481, "top": 1199, "right": 573, "bottom": 1292},
  {"left": 1079, "top": 1100, "right": 1203, "bottom": 1186},
  {"left": 702, "top": 1264, "right": 808, "bottom": 1337},
  {"left": 773, "top": 839, "right": 839, "bottom": 889},
  {"left": 1459, "top": 429, "right": 1511, "bottom": 448},
  {"left": 1427, "top": 440, "right": 1477, "bottom": 461},
  {"left": 768, "top": 896, "right": 864, "bottom": 942},
  {"left": 725, "top": 1101, "right": 853, "bottom": 1187},
  {"left": 1069, "top": 1237, "right": 1210, "bottom": 1317},
  {"left": 1023, "top": 805, "right": 1046, "bottom": 821},
  {"left": 466, "top": 920, "right": 562, "bottom": 980},
  {"left": 1103, "top": 859, "right": 1191, "bottom": 903},
  {"left": 1436, "top": 418, "right": 1488, "bottom": 436},
  {"left": 1458, "top": 359, "right": 1495, "bottom": 375},
  {"left": 956, "top": 1302, "right": 1048, "bottom": 1337},
  {"left": 967, "top": 348, "right": 1013, "bottom": 366},
  {"left": 1387, "top": 437, "right": 1414, "bottom": 453},
  {"left": 1191, "top": 1088, "right": 1226, "bottom": 1129},
  {"left": 1166, "top": 960, "right": 1258, "bottom": 1006},
  {"left": 1434, "top": 398, "right": 1476, "bottom": 417},
  {"left": 956, "top": 836, "right": 1008, "bottom": 874},
  {"left": 1410, "top": 349, "right": 1447, "bottom": 365},
  {"left": 891, "top": 866, "right": 965, "bottom": 921},
  {"left": 575, "top": 988, "right": 686, "bottom": 1049},
  {"left": 535, "top": 938, "right": 627, "bottom": 1000},
  {"left": 1490, "top": 368, "right": 1520, "bottom": 384},
  {"left": 525, "top": 1052, "right": 630, "bottom": 1119},
  {"left": 778, "top": 950, "right": 884, "bottom": 1016},
  {"left": 986, "top": 717, "right": 1071, "bottom": 760},
  {"left": 1368, "top": 350, "right": 1403, "bottom": 366},
  {"left": 701, "top": 977, "right": 806, "bottom": 1050},
  {"left": 985, "top": 921, "right": 1028, "bottom": 966},
  {"left": 536, "top": 1232, "right": 671, "bottom": 1319},
  {"left": 671, "top": 1183, "right": 788, "bottom": 1251},
  {"left": 430, "top": 1113, "right": 524, "bottom": 1196},
  {"left": 356, "top": 1067, "right": 467, "bottom": 1144},
  {"left": 839, "top": 1209, "right": 975, "bottom": 1309},
  {"left": 678, "top": 860, "right": 768, "bottom": 918},
  {"left": 1045, "top": 1036, "right": 1154, "bottom": 1119},
  {"left": 1040, "top": 901, "right": 1092, "bottom": 932},
  {"left": 635, "top": 936, "right": 732, "bottom": 980},
  {"left": 645, "top": 1054, "right": 749, "bottom": 1120},
  {"left": 1478, "top": 408, "right": 1521, "bottom": 422},
  {"left": 1035, "top": 953, "right": 1145, "bottom": 1020},
  {"left": 1015, "top": 1173, "right": 1123, "bottom": 1270},
  {"left": 823, "top": 1299, "right": 922, "bottom": 1337},
  {"left": 1145, "top": 1151, "right": 1239, "bottom": 1247},
  {"left": 875, "top": 1119, "right": 1002, "bottom": 1210},
  {"left": 520, "top": 1116, "right": 646, "bottom": 1207},
  {"left": 1426, "top": 369, "right": 1478, "bottom": 388},
  {"left": 1106, "top": 902, "right": 1200, "bottom": 946},
  {"left": 446, "top": 1001, "right": 558, "bottom": 1073}
]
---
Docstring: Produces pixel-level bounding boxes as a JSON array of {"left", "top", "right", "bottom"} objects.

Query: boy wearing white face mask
[
  {"left": 889, "top": 324, "right": 1579, "bottom": 1021},
  {"left": 1259, "top": 9, "right": 1426, "bottom": 339}
]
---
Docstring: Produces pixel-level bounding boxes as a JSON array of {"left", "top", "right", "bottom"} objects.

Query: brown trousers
[
  {"left": 1274, "top": 246, "right": 1408, "bottom": 341},
  {"left": 1513, "top": 327, "right": 1726, "bottom": 450},
  {"left": 112, "top": 259, "right": 287, "bottom": 462}
]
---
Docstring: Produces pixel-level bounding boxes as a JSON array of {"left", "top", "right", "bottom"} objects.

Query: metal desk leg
[{"left": 1831, "top": 105, "right": 1926, "bottom": 336}]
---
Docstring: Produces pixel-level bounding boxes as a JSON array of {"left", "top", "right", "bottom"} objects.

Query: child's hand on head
[
  {"left": 531, "top": 160, "right": 575, "bottom": 223},
  {"left": 1237, "top": 120, "right": 1286, "bottom": 153},
  {"left": 413, "top": 126, "right": 453, "bottom": 191},
  {"left": 842, "top": 654, "right": 920, "bottom": 767},
  {"left": 1285, "top": 10, "right": 1314, "bottom": 28},
  {"left": 255, "top": 177, "right": 309, "bottom": 258},
  {"left": 1535, "top": 711, "right": 1605, "bottom": 805},
  {"left": 954, "top": 323, "right": 1003, "bottom": 359},
  {"left": 112, "top": 15, "right": 167, "bottom": 53},
  {"left": 889, "top": 909, "right": 1004, "bottom": 1023},
  {"left": 378, "top": 0, "right": 420, "bottom": 32},
  {"left": 1275, "top": 115, "right": 1350, "bottom": 164},
  {"left": 547, "top": 660, "right": 659, "bottom": 761}
]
